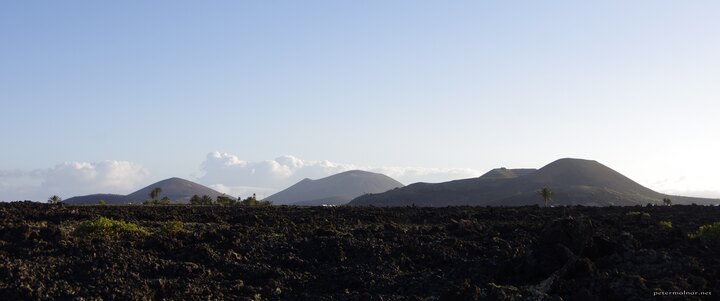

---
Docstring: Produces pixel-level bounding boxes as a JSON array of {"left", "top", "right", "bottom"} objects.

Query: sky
[{"left": 1, "top": 1, "right": 719, "bottom": 201}]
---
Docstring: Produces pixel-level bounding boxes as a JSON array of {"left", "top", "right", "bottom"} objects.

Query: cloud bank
[
  {"left": 649, "top": 176, "right": 720, "bottom": 199},
  {"left": 0, "top": 161, "right": 149, "bottom": 201},
  {"left": 197, "top": 152, "right": 482, "bottom": 198}
]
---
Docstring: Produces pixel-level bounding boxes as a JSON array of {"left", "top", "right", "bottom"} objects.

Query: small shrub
[
  {"left": 161, "top": 221, "right": 184, "bottom": 234},
  {"left": 241, "top": 195, "right": 272, "bottom": 206},
  {"left": 48, "top": 195, "right": 63, "bottom": 204},
  {"left": 144, "top": 198, "right": 171, "bottom": 205},
  {"left": 625, "top": 211, "right": 650, "bottom": 218},
  {"left": 658, "top": 220, "right": 672, "bottom": 229},
  {"left": 216, "top": 196, "right": 237, "bottom": 206},
  {"left": 689, "top": 222, "right": 720, "bottom": 245},
  {"left": 98, "top": 200, "right": 107, "bottom": 205},
  {"left": 73, "top": 217, "right": 148, "bottom": 238},
  {"left": 190, "top": 194, "right": 214, "bottom": 205}
]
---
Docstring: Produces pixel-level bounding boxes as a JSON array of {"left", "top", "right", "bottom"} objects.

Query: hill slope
[
  {"left": 65, "top": 178, "right": 231, "bottom": 204},
  {"left": 265, "top": 170, "right": 404, "bottom": 205},
  {"left": 349, "top": 158, "right": 719, "bottom": 207},
  {"left": 64, "top": 194, "right": 127, "bottom": 205},
  {"left": 125, "top": 177, "right": 230, "bottom": 204},
  {"left": 479, "top": 168, "right": 537, "bottom": 179}
]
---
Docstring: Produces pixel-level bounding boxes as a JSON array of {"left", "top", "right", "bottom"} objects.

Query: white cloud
[
  {"left": 198, "top": 152, "right": 353, "bottom": 189},
  {"left": 196, "top": 152, "right": 482, "bottom": 198},
  {"left": 369, "top": 166, "right": 482, "bottom": 184},
  {"left": 0, "top": 161, "right": 149, "bottom": 202},
  {"left": 0, "top": 154, "right": 484, "bottom": 202},
  {"left": 649, "top": 176, "right": 720, "bottom": 199}
]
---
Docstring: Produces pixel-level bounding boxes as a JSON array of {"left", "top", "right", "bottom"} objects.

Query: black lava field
[{"left": 1, "top": 202, "right": 718, "bottom": 300}]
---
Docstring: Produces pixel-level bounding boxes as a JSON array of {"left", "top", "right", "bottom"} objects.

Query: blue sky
[{"left": 1, "top": 1, "right": 719, "bottom": 200}]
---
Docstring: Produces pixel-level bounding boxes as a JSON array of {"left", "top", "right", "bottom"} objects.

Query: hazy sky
[{"left": 1, "top": 1, "right": 719, "bottom": 201}]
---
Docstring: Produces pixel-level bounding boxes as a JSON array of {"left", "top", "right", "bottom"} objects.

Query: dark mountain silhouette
[
  {"left": 65, "top": 177, "right": 231, "bottom": 204},
  {"left": 349, "top": 158, "right": 719, "bottom": 207},
  {"left": 265, "top": 170, "right": 404, "bottom": 205},
  {"left": 64, "top": 194, "right": 127, "bottom": 205}
]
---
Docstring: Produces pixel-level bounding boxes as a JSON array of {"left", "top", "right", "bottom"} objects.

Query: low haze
[{"left": 1, "top": 1, "right": 719, "bottom": 201}]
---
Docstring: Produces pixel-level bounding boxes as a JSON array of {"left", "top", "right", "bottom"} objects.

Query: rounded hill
[
  {"left": 124, "top": 177, "right": 230, "bottom": 204},
  {"left": 265, "top": 170, "right": 404, "bottom": 205}
]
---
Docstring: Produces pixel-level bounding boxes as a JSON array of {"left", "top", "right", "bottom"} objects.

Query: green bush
[
  {"left": 161, "top": 221, "right": 184, "bottom": 234},
  {"left": 625, "top": 211, "right": 650, "bottom": 218},
  {"left": 73, "top": 217, "right": 148, "bottom": 238},
  {"left": 216, "top": 195, "right": 237, "bottom": 206},
  {"left": 689, "top": 221, "right": 720, "bottom": 245},
  {"left": 241, "top": 195, "right": 272, "bottom": 206},
  {"left": 190, "top": 194, "right": 214, "bottom": 205},
  {"left": 658, "top": 220, "right": 672, "bottom": 229},
  {"left": 144, "top": 198, "right": 170, "bottom": 205}
]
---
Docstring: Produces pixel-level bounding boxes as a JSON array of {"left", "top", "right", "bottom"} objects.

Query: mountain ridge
[
  {"left": 349, "top": 158, "right": 719, "bottom": 207},
  {"left": 265, "top": 170, "right": 404, "bottom": 205},
  {"left": 479, "top": 168, "right": 537, "bottom": 179}
]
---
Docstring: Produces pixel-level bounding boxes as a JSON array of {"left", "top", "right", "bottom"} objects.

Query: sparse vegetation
[
  {"left": 539, "top": 187, "right": 554, "bottom": 207},
  {"left": 144, "top": 187, "right": 169, "bottom": 205},
  {"left": 625, "top": 211, "right": 651, "bottom": 218},
  {"left": 48, "top": 195, "right": 62, "bottom": 204},
  {"left": 72, "top": 217, "right": 148, "bottom": 238},
  {"left": 189, "top": 194, "right": 214, "bottom": 205},
  {"left": 241, "top": 194, "right": 272, "bottom": 206},
  {"left": 143, "top": 197, "right": 170, "bottom": 205},
  {"left": 150, "top": 187, "right": 162, "bottom": 200},
  {"left": 216, "top": 195, "right": 237, "bottom": 206},
  {"left": 663, "top": 198, "right": 672, "bottom": 206},
  {"left": 161, "top": 220, "right": 185, "bottom": 234},
  {"left": 658, "top": 220, "right": 672, "bottom": 229},
  {"left": 188, "top": 194, "right": 262, "bottom": 206},
  {"left": 98, "top": 200, "right": 107, "bottom": 205},
  {"left": 688, "top": 221, "right": 720, "bottom": 245}
]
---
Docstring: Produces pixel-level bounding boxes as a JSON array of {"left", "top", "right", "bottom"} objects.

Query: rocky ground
[{"left": 0, "top": 202, "right": 718, "bottom": 300}]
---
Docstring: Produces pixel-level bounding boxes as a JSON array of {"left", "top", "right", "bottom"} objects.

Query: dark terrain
[{"left": 1, "top": 202, "right": 718, "bottom": 300}]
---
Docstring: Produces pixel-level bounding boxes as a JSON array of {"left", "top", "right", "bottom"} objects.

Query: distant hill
[
  {"left": 64, "top": 194, "right": 127, "bottom": 205},
  {"left": 479, "top": 168, "right": 537, "bottom": 179},
  {"left": 349, "top": 158, "right": 720, "bottom": 207},
  {"left": 125, "top": 177, "right": 229, "bottom": 204},
  {"left": 265, "top": 170, "right": 404, "bottom": 205},
  {"left": 65, "top": 177, "right": 231, "bottom": 204}
]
